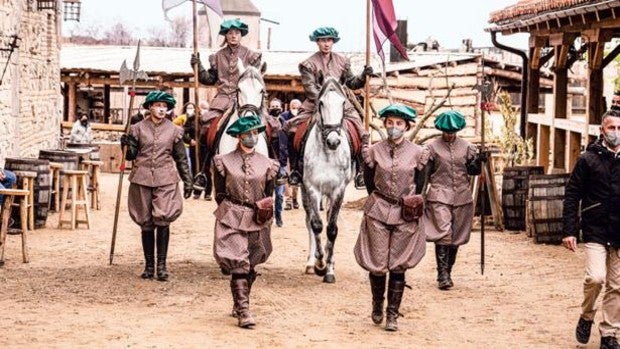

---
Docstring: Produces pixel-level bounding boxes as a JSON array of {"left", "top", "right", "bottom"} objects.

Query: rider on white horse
[
  {"left": 190, "top": 18, "right": 279, "bottom": 190},
  {"left": 285, "top": 26, "right": 374, "bottom": 188}
]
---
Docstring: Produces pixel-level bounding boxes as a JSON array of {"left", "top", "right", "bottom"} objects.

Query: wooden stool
[
  {"left": 49, "top": 162, "right": 63, "bottom": 212},
  {"left": 81, "top": 160, "right": 103, "bottom": 210},
  {"left": 12, "top": 170, "right": 37, "bottom": 230},
  {"left": 0, "top": 188, "right": 30, "bottom": 265},
  {"left": 58, "top": 170, "right": 91, "bottom": 230}
]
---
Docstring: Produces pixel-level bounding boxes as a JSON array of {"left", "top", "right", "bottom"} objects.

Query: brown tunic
[
  {"left": 354, "top": 140, "right": 428, "bottom": 274},
  {"left": 212, "top": 148, "right": 279, "bottom": 274},
  {"left": 127, "top": 119, "right": 187, "bottom": 229},
  {"left": 286, "top": 52, "right": 365, "bottom": 135},
  {"left": 200, "top": 45, "right": 261, "bottom": 123},
  {"left": 422, "top": 137, "right": 477, "bottom": 246}
]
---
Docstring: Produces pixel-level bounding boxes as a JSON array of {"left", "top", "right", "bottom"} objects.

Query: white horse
[
  {"left": 217, "top": 58, "right": 269, "bottom": 156},
  {"left": 301, "top": 76, "right": 353, "bottom": 283}
]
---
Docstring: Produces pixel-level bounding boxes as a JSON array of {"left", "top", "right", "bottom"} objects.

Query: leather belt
[
  {"left": 373, "top": 191, "right": 402, "bottom": 205},
  {"left": 225, "top": 195, "right": 255, "bottom": 209}
]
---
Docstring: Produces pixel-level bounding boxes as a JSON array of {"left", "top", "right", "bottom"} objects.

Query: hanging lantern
[
  {"left": 63, "top": 0, "right": 81, "bottom": 22},
  {"left": 36, "top": 0, "right": 56, "bottom": 11}
]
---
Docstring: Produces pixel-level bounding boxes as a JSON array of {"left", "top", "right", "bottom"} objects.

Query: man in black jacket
[{"left": 563, "top": 108, "right": 620, "bottom": 349}]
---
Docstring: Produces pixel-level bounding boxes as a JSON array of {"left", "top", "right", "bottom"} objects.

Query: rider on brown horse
[{"left": 284, "top": 26, "right": 374, "bottom": 188}]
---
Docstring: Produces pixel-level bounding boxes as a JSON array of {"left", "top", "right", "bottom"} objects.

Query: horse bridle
[
  {"left": 235, "top": 71, "right": 265, "bottom": 117},
  {"left": 318, "top": 102, "right": 344, "bottom": 143}
]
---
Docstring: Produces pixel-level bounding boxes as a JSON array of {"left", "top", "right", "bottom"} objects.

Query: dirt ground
[{"left": 0, "top": 172, "right": 604, "bottom": 348}]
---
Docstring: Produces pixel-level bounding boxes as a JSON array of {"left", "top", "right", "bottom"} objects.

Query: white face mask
[
  {"left": 386, "top": 127, "right": 404, "bottom": 140},
  {"left": 291, "top": 109, "right": 299, "bottom": 116},
  {"left": 186, "top": 108, "right": 195, "bottom": 116},
  {"left": 604, "top": 130, "right": 620, "bottom": 147}
]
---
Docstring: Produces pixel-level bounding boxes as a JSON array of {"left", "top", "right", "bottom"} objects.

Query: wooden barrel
[
  {"left": 501, "top": 166, "right": 544, "bottom": 231},
  {"left": 38, "top": 150, "right": 80, "bottom": 211},
  {"left": 4, "top": 157, "right": 51, "bottom": 229},
  {"left": 528, "top": 174, "right": 570, "bottom": 244},
  {"left": 66, "top": 143, "right": 101, "bottom": 161}
]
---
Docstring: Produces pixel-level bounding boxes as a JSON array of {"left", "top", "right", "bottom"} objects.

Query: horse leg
[
  {"left": 304, "top": 187, "right": 326, "bottom": 277},
  {"left": 301, "top": 186, "right": 321, "bottom": 274},
  {"left": 323, "top": 193, "right": 344, "bottom": 284}
]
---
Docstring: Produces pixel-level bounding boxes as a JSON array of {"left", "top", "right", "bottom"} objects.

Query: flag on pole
[
  {"left": 371, "top": 0, "right": 409, "bottom": 62},
  {"left": 162, "top": 0, "right": 223, "bottom": 21}
]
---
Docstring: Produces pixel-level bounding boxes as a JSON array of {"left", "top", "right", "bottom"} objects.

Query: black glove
[
  {"left": 184, "top": 185, "right": 193, "bottom": 199},
  {"left": 363, "top": 65, "right": 374, "bottom": 77},
  {"left": 120, "top": 133, "right": 137, "bottom": 148},
  {"left": 479, "top": 151, "right": 488, "bottom": 163},
  {"left": 190, "top": 53, "right": 203, "bottom": 69}
]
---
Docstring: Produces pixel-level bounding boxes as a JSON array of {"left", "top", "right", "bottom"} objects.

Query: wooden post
[
  {"left": 103, "top": 82, "right": 111, "bottom": 124},
  {"left": 68, "top": 81, "right": 77, "bottom": 122},
  {"left": 550, "top": 33, "right": 576, "bottom": 120},
  {"left": 192, "top": 0, "right": 201, "bottom": 175},
  {"left": 363, "top": 0, "right": 371, "bottom": 132}
]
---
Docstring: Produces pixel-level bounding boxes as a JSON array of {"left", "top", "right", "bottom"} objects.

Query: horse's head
[
  {"left": 236, "top": 58, "right": 265, "bottom": 116},
  {"left": 316, "top": 77, "right": 346, "bottom": 150}
]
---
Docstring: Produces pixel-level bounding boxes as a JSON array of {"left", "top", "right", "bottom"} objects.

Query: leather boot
[
  {"left": 232, "top": 269, "right": 258, "bottom": 318},
  {"left": 385, "top": 278, "right": 405, "bottom": 331},
  {"left": 140, "top": 230, "right": 155, "bottom": 279},
  {"left": 288, "top": 147, "right": 303, "bottom": 186},
  {"left": 369, "top": 273, "right": 386, "bottom": 325},
  {"left": 156, "top": 226, "right": 170, "bottom": 281},
  {"left": 435, "top": 244, "right": 452, "bottom": 290},
  {"left": 447, "top": 246, "right": 458, "bottom": 288},
  {"left": 231, "top": 277, "right": 256, "bottom": 328}
]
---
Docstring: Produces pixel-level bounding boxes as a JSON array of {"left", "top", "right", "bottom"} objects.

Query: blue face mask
[{"left": 241, "top": 134, "right": 258, "bottom": 148}]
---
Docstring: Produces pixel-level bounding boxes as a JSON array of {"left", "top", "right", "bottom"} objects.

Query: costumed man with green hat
[
  {"left": 353, "top": 104, "right": 428, "bottom": 331},
  {"left": 421, "top": 110, "right": 483, "bottom": 290},
  {"left": 285, "top": 26, "right": 374, "bottom": 188},
  {"left": 190, "top": 18, "right": 280, "bottom": 194},
  {"left": 212, "top": 115, "right": 280, "bottom": 328},
  {"left": 120, "top": 90, "right": 193, "bottom": 281}
]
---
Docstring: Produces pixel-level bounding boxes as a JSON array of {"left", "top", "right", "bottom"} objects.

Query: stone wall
[{"left": 0, "top": 0, "right": 62, "bottom": 166}]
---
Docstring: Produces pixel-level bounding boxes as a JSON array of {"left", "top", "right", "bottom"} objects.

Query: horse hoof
[
  {"left": 323, "top": 274, "right": 336, "bottom": 283},
  {"left": 314, "top": 265, "right": 327, "bottom": 277},
  {"left": 304, "top": 266, "right": 314, "bottom": 274}
]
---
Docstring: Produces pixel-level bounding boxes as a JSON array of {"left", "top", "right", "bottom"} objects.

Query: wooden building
[{"left": 487, "top": 0, "right": 620, "bottom": 173}]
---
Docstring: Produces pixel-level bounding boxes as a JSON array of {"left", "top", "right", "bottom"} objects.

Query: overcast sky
[{"left": 63, "top": 0, "right": 528, "bottom": 51}]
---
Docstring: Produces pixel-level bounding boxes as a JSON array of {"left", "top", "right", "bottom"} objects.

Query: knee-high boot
[
  {"left": 385, "top": 275, "right": 405, "bottom": 331},
  {"left": 369, "top": 273, "right": 386, "bottom": 325},
  {"left": 288, "top": 144, "right": 303, "bottom": 186},
  {"left": 435, "top": 244, "right": 452, "bottom": 290},
  {"left": 140, "top": 230, "right": 155, "bottom": 279},
  {"left": 354, "top": 154, "right": 365, "bottom": 189},
  {"left": 231, "top": 275, "right": 256, "bottom": 328},
  {"left": 447, "top": 246, "right": 458, "bottom": 288},
  {"left": 156, "top": 226, "right": 170, "bottom": 281},
  {"left": 232, "top": 269, "right": 258, "bottom": 318}
]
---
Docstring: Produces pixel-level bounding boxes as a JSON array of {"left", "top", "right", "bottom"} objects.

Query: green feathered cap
[
  {"left": 309, "top": 27, "right": 340, "bottom": 43},
  {"left": 226, "top": 115, "right": 266, "bottom": 136},
  {"left": 378, "top": 104, "right": 417, "bottom": 122},
  {"left": 219, "top": 18, "right": 249, "bottom": 37},
  {"left": 143, "top": 91, "right": 176, "bottom": 110},
  {"left": 434, "top": 110, "right": 466, "bottom": 133}
]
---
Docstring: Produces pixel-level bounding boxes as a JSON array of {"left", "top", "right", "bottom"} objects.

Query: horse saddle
[{"left": 293, "top": 118, "right": 361, "bottom": 157}]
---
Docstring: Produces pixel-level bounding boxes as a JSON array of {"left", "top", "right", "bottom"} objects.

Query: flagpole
[
  {"left": 364, "top": 0, "right": 371, "bottom": 132},
  {"left": 192, "top": 0, "right": 200, "bottom": 175}
]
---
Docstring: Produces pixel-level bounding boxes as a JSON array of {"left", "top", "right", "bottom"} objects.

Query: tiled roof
[{"left": 489, "top": 0, "right": 603, "bottom": 24}]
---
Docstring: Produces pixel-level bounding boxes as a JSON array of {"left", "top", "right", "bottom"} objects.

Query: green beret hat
[
  {"left": 378, "top": 104, "right": 417, "bottom": 122},
  {"left": 226, "top": 115, "right": 266, "bottom": 136},
  {"left": 434, "top": 110, "right": 466, "bottom": 133},
  {"left": 143, "top": 91, "right": 176, "bottom": 110},
  {"left": 219, "top": 18, "right": 249, "bottom": 37},
  {"left": 309, "top": 27, "right": 340, "bottom": 43}
]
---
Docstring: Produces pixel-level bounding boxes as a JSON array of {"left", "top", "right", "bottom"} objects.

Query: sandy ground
[{"left": 0, "top": 172, "right": 605, "bottom": 348}]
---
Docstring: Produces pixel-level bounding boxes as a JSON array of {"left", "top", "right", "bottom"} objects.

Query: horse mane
[{"left": 239, "top": 65, "right": 265, "bottom": 86}]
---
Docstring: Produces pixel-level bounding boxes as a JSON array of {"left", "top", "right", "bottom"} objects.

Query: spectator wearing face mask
[
  {"left": 173, "top": 102, "right": 197, "bottom": 173},
  {"left": 268, "top": 98, "right": 286, "bottom": 227},
  {"left": 69, "top": 113, "right": 93, "bottom": 144},
  {"left": 279, "top": 99, "right": 301, "bottom": 209}
]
